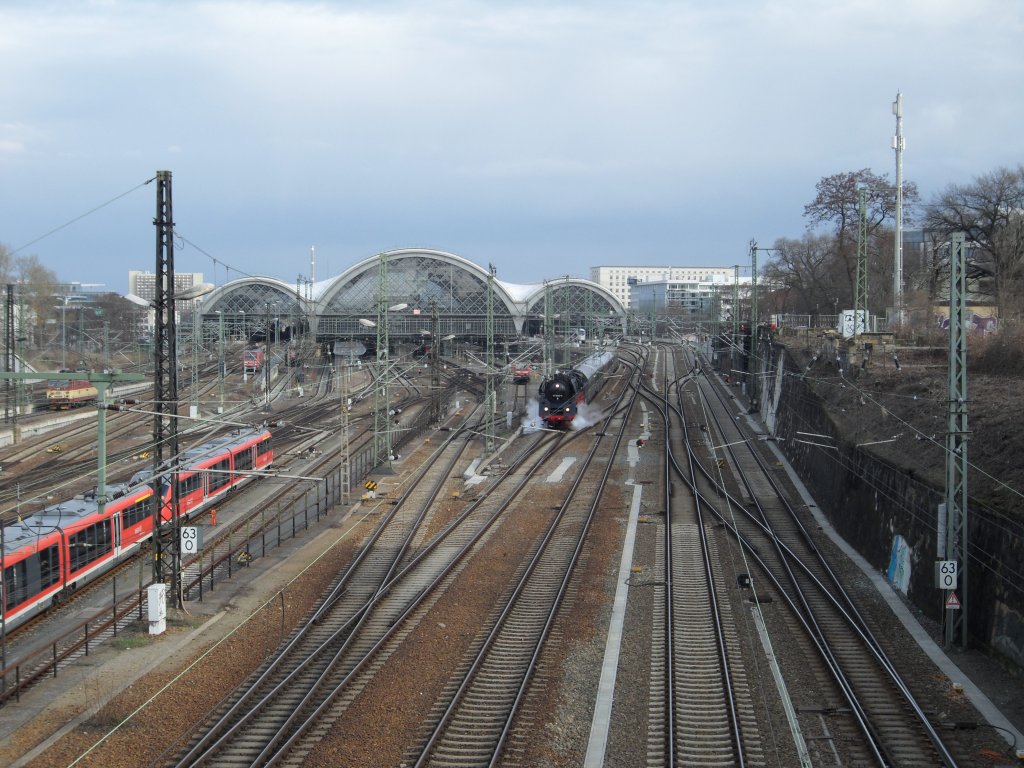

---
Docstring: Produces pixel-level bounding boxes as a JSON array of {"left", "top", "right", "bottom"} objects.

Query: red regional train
[
  {"left": 1, "top": 428, "right": 272, "bottom": 632},
  {"left": 512, "top": 363, "right": 533, "bottom": 384},
  {"left": 243, "top": 349, "right": 265, "bottom": 373},
  {"left": 46, "top": 379, "right": 99, "bottom": 409}
]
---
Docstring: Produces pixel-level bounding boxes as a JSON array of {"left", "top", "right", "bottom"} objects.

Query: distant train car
[
  {"left": 512, "top": 363, "right": 533, "bottom": 384},
  {"left": 243, "top": 348, "right": 265, "bottom": 373},
  {"left": 538, "top": 351, "right": 614, "bottom": 426},
  {"left": 0, "top": 428, "right": 274, "bottom": 633},
  {"left": 46, "top": 379, "right": 98, "bottom": 409}
]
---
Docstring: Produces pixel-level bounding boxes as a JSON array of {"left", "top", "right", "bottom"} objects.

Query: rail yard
[{"left": 0, "top": 340, "right": 1019, "bottom": 767}]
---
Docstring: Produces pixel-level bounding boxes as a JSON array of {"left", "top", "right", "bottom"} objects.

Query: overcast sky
[{"left": 1, "top": 0, "right": 1021, "bottom": 292}]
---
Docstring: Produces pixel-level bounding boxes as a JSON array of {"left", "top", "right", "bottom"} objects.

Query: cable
[
  {"left": 176, "top": 233, "right": 257, "bottom": 280},
  {"left": 9, "top": 177, "right": 155, "bottom": 256},
  {"left": 708, "top": 339, "right": 1024, "bottom": 598},
  {"left": 785, "top": 362, "right": 1024, "bottom": 509},
  {"left": 734, "top": 335, "right": 1024, "bottom": 507}
]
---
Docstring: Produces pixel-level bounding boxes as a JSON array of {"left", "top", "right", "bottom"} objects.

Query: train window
[
  {"left": 68, "top": 520, "right": 112, "bottom": 573},
  {"left": 2, "top": 544, "right": 60, "bottom": 611},
  {"left": 175, "top": 472, "right": 202, "bottom": 499},
  {"left": 208, "top": 458, "right": 231, "bottom": 491},
  {"left": 235, "top": 447, "right": 253, "bottom": 472},
  {"left": 122, "top": 498, "right": 150, "bottom": 528},
  {"left": 38, "top": 544, "right": 60, "bottom": 591},
  {"left": 256, "top": 437, "right": 272, "bottom": 459},
  {"left": 3, "top": 561, "right": 24, "bottom": 611}
]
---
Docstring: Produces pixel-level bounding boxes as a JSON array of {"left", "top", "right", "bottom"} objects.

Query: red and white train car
[
  {"left": 1, "top": 428, "right": 273, "bottom": 632},
  {"left": 46, "top": 379, "right": 98, "bottom": 409},
  {"left": 163, "top": 428, "right": 274, "bottom": 519},
  {"left": 243, "top": 349, "right": 265, "bottom": 373}
]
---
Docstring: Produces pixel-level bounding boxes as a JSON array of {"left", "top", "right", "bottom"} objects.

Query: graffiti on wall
[
  {"left": 887, "top": 534, "right": 912, "bottom": 594},
  {"left": 934, "top": 306, "right": 999, "bottom": 334}
]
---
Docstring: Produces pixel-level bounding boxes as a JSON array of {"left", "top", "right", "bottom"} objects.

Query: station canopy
[{"left": 199, "top": 248, "right": 624, "bottom": 344}]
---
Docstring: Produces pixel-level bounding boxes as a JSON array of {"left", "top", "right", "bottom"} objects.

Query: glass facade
[{"left": 199, "top": 249, "right": 624, "bottom": 342}]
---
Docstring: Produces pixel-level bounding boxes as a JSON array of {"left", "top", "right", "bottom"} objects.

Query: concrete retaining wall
[{"left": 750, "top": 340, "right": 1024, "bottom": 674}]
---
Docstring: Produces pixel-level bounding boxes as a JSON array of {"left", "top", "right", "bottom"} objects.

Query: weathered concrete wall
[{"left": 757, "top": 341, "right": 1024, "bottom": 674}]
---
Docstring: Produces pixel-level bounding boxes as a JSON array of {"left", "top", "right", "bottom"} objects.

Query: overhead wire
[
  {"left": 9, "top": 177, "right": 156, "bottom": 257},
  {"left": 176, "top": 233, "right": 256, "bottom": 281},
  {"left": 717, "top": 334, "right": 1024, "bottom": 598},
  {"left": 720, "top": 329, "right": 1024, "bottom": 506}
]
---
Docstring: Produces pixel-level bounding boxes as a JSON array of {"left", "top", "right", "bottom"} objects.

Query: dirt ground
[{"left": 784, "top": 335, "right": 1024, "bottom": 522}]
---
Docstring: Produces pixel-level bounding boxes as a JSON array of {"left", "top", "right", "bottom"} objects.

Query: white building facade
[
  {"left": 126, "top": 271, "right": 205, "bottom": 336},
  {"left": 590, "top": 265, "right": 737, "bottom": 309}
]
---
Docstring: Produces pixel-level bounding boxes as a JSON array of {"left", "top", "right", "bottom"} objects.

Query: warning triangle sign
[{"left": 945, "top": 592, "right": 961, "bottom": 610}]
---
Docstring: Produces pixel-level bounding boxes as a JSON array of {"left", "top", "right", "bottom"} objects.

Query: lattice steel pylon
[
  {"left": 855, "top": 187, "right": 869, "bottom": 336},
  {"left": 484, "top": 264, "right": 496, "bottom": 455},
  {"left": 3, "top": 286, "right": 14, "bottom": 430},
  {"left": 749, "top": 240, "right": 760, "bottom": 411},
  {"left": 732, "top": 264, "right": 740, "bottom": 342},
  {"left": 339, "top": 363, "right": 351, "bottom": 504},
  {"left": 430, "top": 301, "right": 441, "bottom": 424},
  {"left": 543, "top": 281, "right": 553, "bottom": 378},
  {"left": 373, "top": 252, "right": 393, "bottom": 468},
  {"left": 945, "top": 232, "right": 969, "bottom": 650},
  {"left": 151, "top": 170, "right": 182, "bottom": 605}
]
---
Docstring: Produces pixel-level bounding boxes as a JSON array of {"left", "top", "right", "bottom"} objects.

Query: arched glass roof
[{"left": 198, "top": 249, "right": 624, "bottom": 341}]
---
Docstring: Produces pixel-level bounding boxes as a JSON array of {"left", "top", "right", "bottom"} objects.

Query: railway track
[
  {"left": 161, "top": 406, "right": 558, "bottom": 766},
  {"left": 636, "top": 346, "right": 765, "bottom": 768},
  {"left": 662, "top": 342, "right": 961, "bottom": 766},
  {"left": 0, "top": 360, "right": 446, "bottom": 705},
  {"left": 406, "top": 358, "right": 639, "bottom": 767},
  {"left": 2, "top": 342, "right": 1009, "bottom": 766},
  {"left": 154, "top": 357, "right": 629, "bottom": 766}
]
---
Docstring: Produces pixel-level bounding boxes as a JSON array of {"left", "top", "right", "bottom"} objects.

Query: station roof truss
[{"left": 197, "top": 248, "right": 625, "bottom": 343}]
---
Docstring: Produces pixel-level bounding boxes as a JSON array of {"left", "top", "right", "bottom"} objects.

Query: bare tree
[
  {"left": 762, "top": 233, "right": 841, "bottom": 317},
  {"left": 804, "top": 168, "right": 920, "bottom": 311},
  {"left": 925, "top": 165, "right": 1024, "bottom": 322},
  {"left": 0, "top": 244, "right": 60, "bottom": 349}
]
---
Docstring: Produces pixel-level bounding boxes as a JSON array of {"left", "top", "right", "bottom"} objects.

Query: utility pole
[
  {"left": 264, "top": 303, "right": 272, "bottom": 410},
  {"left": 217, "top": 310, "right": 225, "bottom": 413},
  {"left": 944, "top": 232, "right": 968, "bottom": 650},
  {"left": 584, "top": 289, "right": 594, "bottom": 348},
  {"left": 77, "top": 305, "right": 84, "bottom": 367},
  {"left": 893, "top": 92, "right": 905, "bottom": 327},
  {"left": 855, "top": 187, "right": 869, "bottom": 336},
  {"left": 543, "top": 281, "right": 553, "bottom": 378},
  {"left": 151, "top": 169, "right": 182, "bottom": 607},
  {"left": 191, "top": 313, "right": 200, "bottom": 416},
  {"left": 649, "top": 301, "right": 656, "bottom": 344},
  {"left": 339, "top": 362, "right": 351, "bottom": 504},
  {"left": 430, "top": 301, "right": 441, "bottom": 424},
  {"left": 373, "top": 252, "right": 393, "bottom": 469},
  {"left": 4, "top": 285, "right": 14, "bottom": 428},
  {"left": 732, "top": 265, "right": 740, "bottom": 343},
  {"left": 484, "top": 264, "right": 496, "bottom": 455},
  {"left": 16, "top": 293, "right": 26, "bottom": 443},
  {"left": 749, "top": 240, "right": 759, "bottom": 410}
]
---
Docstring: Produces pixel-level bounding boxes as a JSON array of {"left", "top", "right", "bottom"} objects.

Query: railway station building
[{"left": 196, "top": 248, "right": 625, "bottom": 350}]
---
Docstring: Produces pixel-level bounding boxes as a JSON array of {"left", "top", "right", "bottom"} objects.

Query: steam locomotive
[{"left": 537, "top": 351, "right": 614, "bottom": 426}]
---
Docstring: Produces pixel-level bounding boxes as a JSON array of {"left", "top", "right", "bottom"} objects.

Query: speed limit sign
[
  {"left": 936, "top": 560, "right": 958, "bottom": 590},
  {"left": 181, "top": 526, "right": 202, "bottom": 555}
]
